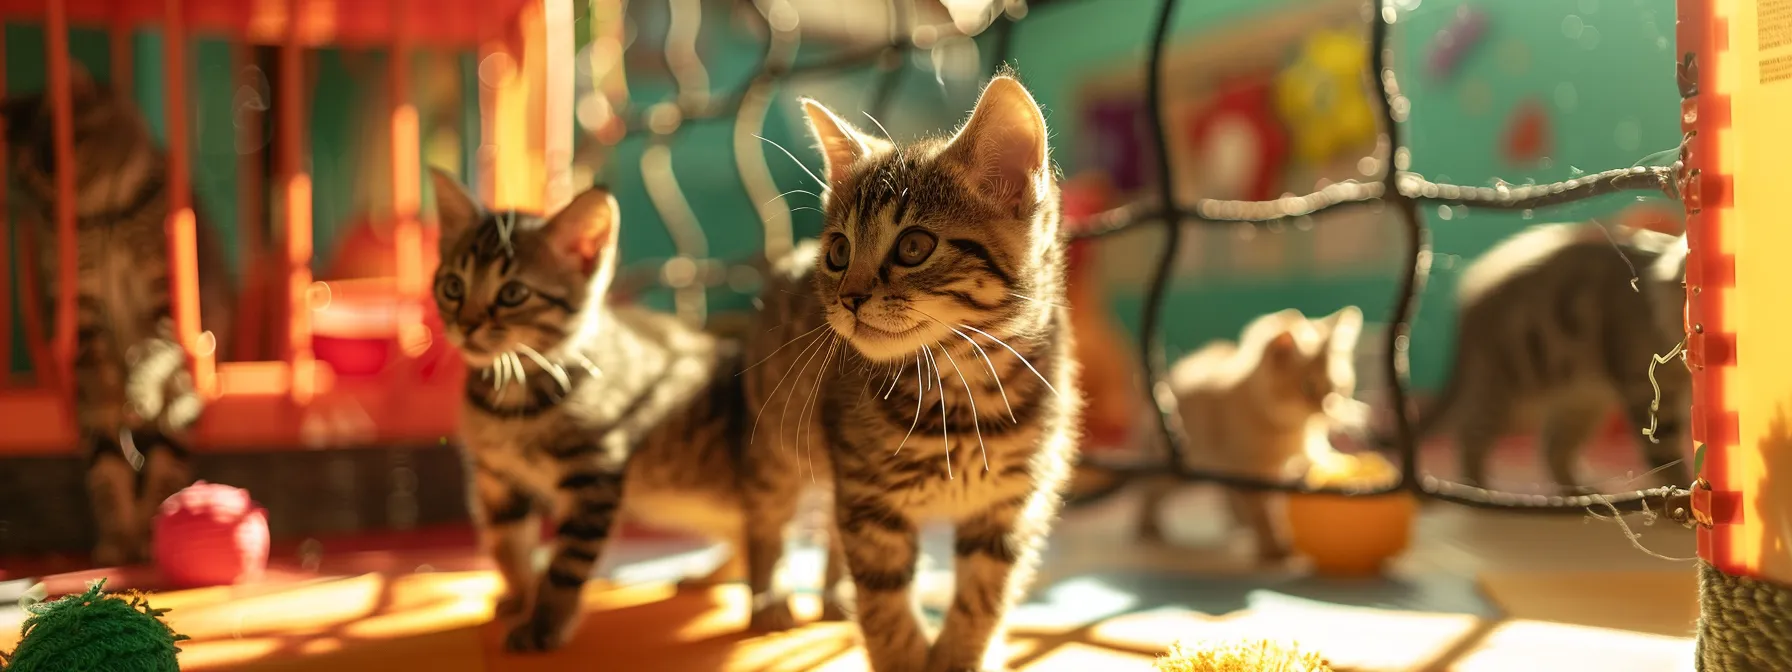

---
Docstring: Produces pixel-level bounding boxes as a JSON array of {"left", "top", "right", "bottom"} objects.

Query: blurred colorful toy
[
  {"left": 153, "top": 481, "right": 270, "bottom": 589},
  {"left": 0, "top": 579, "right": 188, "bottom": 672},
  {"left": 1155, "top": 638, "right": 1332, "bottom": 672},
  {"left": 1426, "top": 6, "right": 1489, "bottom": 80},
  {"left": 1501, "top": 98, "right": 1552, "bottom": 165},
  {"left": 1275, "top": 27, "right": 1378, "bottom": 166},
  {"left": 1185, "top": 78, "right": 1287, "bottom": 200}
]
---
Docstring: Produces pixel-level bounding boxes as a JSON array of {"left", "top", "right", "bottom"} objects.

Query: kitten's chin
[{"left": 836, "top": 320, "right": 932, "bottom": 363}]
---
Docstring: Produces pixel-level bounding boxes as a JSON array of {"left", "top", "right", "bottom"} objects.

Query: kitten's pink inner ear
[
  {"left": 1264, "top": 331, "right": 1299, "bottom": 364},
  {"left": 947, "top": 77, "right": 1049, "bottom": 209},
  {"left": 429, "top": 168, "right": 481, "bottom": 246},
  {"left": 551, "top": 188, "right": 621, "bottom": 275},
  {"left": 801, "top": 99, "right": 887, "bottom": 187}
]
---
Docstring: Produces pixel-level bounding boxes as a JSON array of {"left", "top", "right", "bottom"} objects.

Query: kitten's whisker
[
  {"left": 882, "top": 359, "right": 907, "bottom": 400},
  {"left": 740, "top": 323, "right": 827, "bottom": 376},
  {"left": 762, "top": 188, "right": 820, "bottom": 208},
  {"left": 1008, "top": 292, "right": 1066, "bottom": 309},
  {"left": 913, "top": 307, "right": 1015, "bottom": 424},
  {"left": 798, "top": 339, "right": 839, "bottom": 483},
  {"left": 861, "top": 111, "right": 893, "bottom": 140},
  {"left": 754, "top": 329, "right": 829, "bottom": 447},
  {"left": 920, "top": 344, "right": 952, "bottom": 480},
  {"left": 896, "top": 351, "right": 925, "bottom": 454},
  {"left": 777, "top": 334, "right": 831, "bottom": 455},
  {"left": 959, "top": 323, "right": 1061, "bottom": 399},
  {"left": 951, "top": 326, "right": 1015, "bottom": 423},
  {"left": 515, "top": 343, "right": 571, "bottom": 394},
  {"left": 574, "top": 353, "right": 605, "bottom": 379},
  {"left": 492, "top": 352, "right": 512, "bottom": 398},
  {"left": 936, "top": 343, "right": 988, "bottom": 473},
  {"left": 508, "top": 352, "right": 528, "bottom": 399},
  {"left": 755, "top": 134, "right": 826, "bottom": 189}
]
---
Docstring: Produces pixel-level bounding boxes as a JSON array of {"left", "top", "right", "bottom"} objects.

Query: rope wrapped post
[{"left": 1677, "top": 0, "right": 1792, "bottom": 668}]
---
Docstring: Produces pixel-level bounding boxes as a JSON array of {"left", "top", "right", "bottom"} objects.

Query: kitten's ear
[
  {"left": 65, "top": 63, "right": 97, "bottom": 95},
  {"left": 1264, "top": 330, "right": 1299, "bottom": 367},
  {"left": 545, "top": 184, "right": 622, "bottom": 284},
  {"left": 1325, "top": 306, "right": 1364, "bottom": 352},
  {"left": 800, "top": 98, "right": 891, "bottom": 188},
  {"left": 941, "top": 75, "right": 1050, "bottom": 213},
  {"left": 429, "top": 167, "right": 483, "bottom": 249}
]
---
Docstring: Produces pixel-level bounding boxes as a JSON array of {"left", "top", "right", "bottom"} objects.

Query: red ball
[{"left": 153, "top": 481, "right": 271, "bottom": 589}]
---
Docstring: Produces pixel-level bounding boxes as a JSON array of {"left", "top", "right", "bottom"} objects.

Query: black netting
[{"left": 601, "top": 0, "right": 1697, "bottom": 517}]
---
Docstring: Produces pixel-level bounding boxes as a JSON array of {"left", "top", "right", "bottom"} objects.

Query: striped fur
[
  {"left": 1384, "top": 222, "right": 1690, "bottom": 491},
  {"left": 744, "top": 74, "right": 1080, "bottom": 672},
  {"left": 430, "top": 171, "right": 752, "bottom": 652},
  {"left": 1133, "top": 307, "right": 1366, "bottom": 562},
  {"left": 1, "top": 74, "right": 230, "bottom": 566}
]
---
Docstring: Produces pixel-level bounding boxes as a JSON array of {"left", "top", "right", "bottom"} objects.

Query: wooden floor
[{"left": 0, "top": 438, "right": 1700, "bottom": 670}]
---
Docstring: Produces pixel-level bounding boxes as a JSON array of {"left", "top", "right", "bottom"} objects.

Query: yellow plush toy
[
  {"left": 1274, "top": 27, "right": 1378, "bottom": 166},
  {"left": 1154, "top": 639, "right": 1332, "bottom": 672}
]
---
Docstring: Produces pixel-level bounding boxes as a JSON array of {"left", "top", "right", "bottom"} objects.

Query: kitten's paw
[
  {"left": 1255, "top": 544, "right": 1293, "bottom": 566},
  {"left": 493, "top": 593, "right": 530, "bottom": 622},
  {"left": 503, "top": 611, "right": 578, "bottom": 653},
  {"left": 748, "top": 596, "right": 799, "bottom": 633}
]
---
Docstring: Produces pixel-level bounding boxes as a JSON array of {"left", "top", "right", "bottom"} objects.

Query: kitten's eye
[
  {"left": 894, "top": 229, "right": 937, "bottom": 267},
  {"left": 825, "top": 235, "right": 851, "bottom": 272},
  {"left": 438, "top": 275, "right": 465, "bottom": 302},
  {"left": 496, "top": 281, "right": 532, "bottom": 307}
]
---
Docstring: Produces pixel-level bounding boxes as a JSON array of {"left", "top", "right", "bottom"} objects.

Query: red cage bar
[{"left": 0, "top": 0, "right": 572, "bottom": 454}]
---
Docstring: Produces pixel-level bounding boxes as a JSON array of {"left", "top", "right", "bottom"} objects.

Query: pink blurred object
[{"left": 154, "top": 481, "right": 271, "bottom": 588}]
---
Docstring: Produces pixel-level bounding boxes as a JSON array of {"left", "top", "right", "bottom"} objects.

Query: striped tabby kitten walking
[
  {"left": 1132, "top": 307, "right": 1366, "bottom": 562},
  {"left": 430, "top": 171, "right": 751, "bottom": 652},
  {"left": 1, "top": 73, "right": 231, "bottom": 565},
  {"left": 744, "top": 73, "right": 1079, "bottom": 672},
  {"left": 1385, "top": 222, "right": 1690, "bottom": 491}
]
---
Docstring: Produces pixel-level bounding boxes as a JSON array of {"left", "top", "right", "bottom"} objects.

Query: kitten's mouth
[{"left": 850, "top": 321, "right": 927, "bottom": 343}]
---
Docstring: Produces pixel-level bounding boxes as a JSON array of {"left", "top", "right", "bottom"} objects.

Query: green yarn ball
[{"left": 0, "top": 579, "right": 188, "bottom": 672}]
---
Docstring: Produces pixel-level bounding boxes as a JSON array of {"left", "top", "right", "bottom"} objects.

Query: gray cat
[{"left": 1382, "top": 221, "right": 1690, "bottom": 492}]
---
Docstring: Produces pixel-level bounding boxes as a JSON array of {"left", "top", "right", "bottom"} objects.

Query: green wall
[{"left": 5, "top": 0, "right": 1685, "bottom": 394}]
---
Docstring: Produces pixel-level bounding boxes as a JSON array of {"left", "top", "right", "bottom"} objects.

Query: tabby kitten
[
  {"left": 430, "top": 170, "right": 756, "bottom": 652},
  {"left": 743, "top": 73, "right": 1079, "bottom": 672},
  {"left": 1385, "top": 221, "right": 1690, "bottom": 491},
  {"left": 1133, "top": 307, "right": 1365, "bottom": 563},
  {"left": 1, "top": 72, "right": 232, "bottom": 566}
]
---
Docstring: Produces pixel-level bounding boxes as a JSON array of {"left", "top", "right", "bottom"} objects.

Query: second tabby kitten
[
  {"left": 1133, "top": 307, "right": 1366, "bottom": 562},
  {"left": 431, "top": 171, "right": 749, "bottom": 652},
  {"left": 743, "top": 73, "right": 1080, "bottom": 672},
  {"left": 2, "top": 72, "right": 232, "bottom": 565}
]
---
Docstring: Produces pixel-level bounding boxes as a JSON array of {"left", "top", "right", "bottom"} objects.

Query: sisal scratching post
[{"left": 1679, "top": 0, "right": 1792, "bottom": 668}]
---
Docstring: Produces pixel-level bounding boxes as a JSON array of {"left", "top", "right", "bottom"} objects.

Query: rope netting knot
[{"left": 596, "top": 0, "right": 1696, "bottom": 518}]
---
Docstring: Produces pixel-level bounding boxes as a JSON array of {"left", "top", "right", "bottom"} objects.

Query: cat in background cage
[
  {"left": 0, "top": 68, "right": 234, "bottom": 566},
  {"left": 1369, "top": 220, "right": 1690, "bottom": 493},
  {"left": 1132, "top": 306, "right": 1368, "bottom": 563}
]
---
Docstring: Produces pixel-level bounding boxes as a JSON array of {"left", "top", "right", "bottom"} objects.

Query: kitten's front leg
[
  {"left": 741, "top": 449, "right": 805, "bottom": 631},
  {"left": 471, "top": 466, "right": 540, "bottom": 621},
  {"left": 506, "top": 467, "right": 625, "bottom": 652},
  {"left": 928, "top": 492, "right": 1055, "bottom": 672},
  {"left": 836, "top": 488, "right": 930, "bottom": 672}
]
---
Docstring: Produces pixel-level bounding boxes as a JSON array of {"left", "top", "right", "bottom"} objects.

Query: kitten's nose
[{"left": 840, "top": 293, "right": 870, "bottom": 314}]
